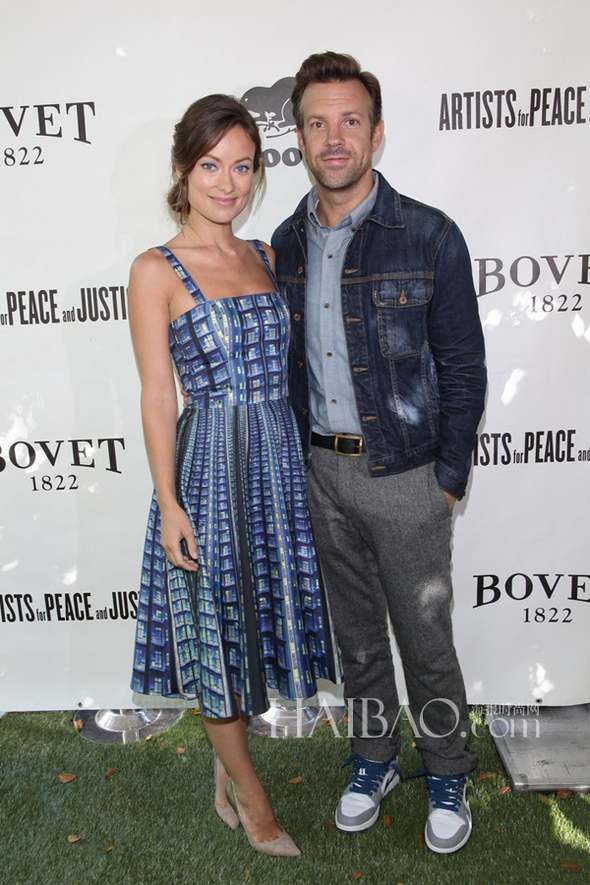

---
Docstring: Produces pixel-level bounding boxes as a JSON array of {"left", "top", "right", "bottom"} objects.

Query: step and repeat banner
[{"left": 1, "top": 1, "right": 588, "bottom": 710}]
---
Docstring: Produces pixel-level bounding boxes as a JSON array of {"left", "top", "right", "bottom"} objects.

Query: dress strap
[
  {"left": 156, "top": 246, "right": 205, "bottom": 304},
  {"left": 251, "top": 239, "right": 278, "bottom": 290}
]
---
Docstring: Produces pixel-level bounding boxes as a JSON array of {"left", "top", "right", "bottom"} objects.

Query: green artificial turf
[{"left": 1, "top": 709, "right": 588, "bottom": 885}]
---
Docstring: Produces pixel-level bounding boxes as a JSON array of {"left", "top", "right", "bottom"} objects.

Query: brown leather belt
[{"left": 311, "top": 431, "right": 365, "bottom": 456}]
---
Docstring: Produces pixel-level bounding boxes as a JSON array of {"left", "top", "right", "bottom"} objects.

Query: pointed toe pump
[{"left": 226, "top": 780, "right": 301, "bottom": 857}]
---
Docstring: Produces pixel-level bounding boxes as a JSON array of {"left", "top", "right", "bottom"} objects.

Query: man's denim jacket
[{"left": 271, "top": 170, "right": 487, "bottom": 500}]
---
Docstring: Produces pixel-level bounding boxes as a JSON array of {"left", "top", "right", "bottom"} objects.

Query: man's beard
[{"left": 308, "top": 151, "right": 371, "bottom": 192}]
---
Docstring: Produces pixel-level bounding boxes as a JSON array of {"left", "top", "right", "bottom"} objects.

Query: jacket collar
[{"left": 278, "top": 169, "right": 404, "bottom": 235}]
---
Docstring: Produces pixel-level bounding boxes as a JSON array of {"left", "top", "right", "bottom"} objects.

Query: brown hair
[
  {"left": 167, "top": 94, "right": 263, "bottom": 224},
  {"left": 291, "top": 51, "right": 382, "bottom": 132}
]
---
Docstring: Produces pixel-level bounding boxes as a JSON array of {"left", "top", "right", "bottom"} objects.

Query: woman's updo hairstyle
[{"left": 167, "top": 93, "right": 264, "bottom": 224}]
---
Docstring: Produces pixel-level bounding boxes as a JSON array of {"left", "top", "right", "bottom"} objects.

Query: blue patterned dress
[{"left": 131, "top": 240, "right": 338, "bottom": 718}]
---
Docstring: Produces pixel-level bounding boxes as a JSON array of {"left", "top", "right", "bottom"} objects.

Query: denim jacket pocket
[{"left": 373, "top": 278, "right": 433, "bottom": 358}]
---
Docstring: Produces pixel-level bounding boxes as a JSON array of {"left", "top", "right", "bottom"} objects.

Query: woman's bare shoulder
[
  {"left": 127, "top": 248, "right": 175, "bottom": 320},
  {"left": 130, "top": 247, "right": 170, "bottom": 281}
]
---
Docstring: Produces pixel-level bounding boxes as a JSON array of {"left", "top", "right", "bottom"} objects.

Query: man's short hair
[{"left": 291, "top": 51, "right": 382, "bottom": 132}]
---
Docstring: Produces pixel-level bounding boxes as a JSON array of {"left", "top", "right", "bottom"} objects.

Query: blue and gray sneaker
[
  {"left": 423, "top": 772, "right": 472, "bottom": 854},
  {"left": 335, "top": 753, "right": 401, "bottom": 832}
]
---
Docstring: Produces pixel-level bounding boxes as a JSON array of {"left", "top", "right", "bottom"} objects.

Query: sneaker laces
[
  {"left": 406, "top": 767, "right": 471, "bottom": 812},
  {"left": 342, "top": 753, "right": 400, "bottom": 796}
]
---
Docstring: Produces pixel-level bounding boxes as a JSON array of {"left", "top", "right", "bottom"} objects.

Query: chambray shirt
[{"left": 305, "top": 173, "right": 379, "bottom": 435}]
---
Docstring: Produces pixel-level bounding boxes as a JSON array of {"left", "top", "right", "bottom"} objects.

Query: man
[{"left": 271, "top": 52, "right": 486, "bottom": 855}]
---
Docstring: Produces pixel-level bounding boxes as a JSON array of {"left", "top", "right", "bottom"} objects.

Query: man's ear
[{"left": 371, "top": 118, "right": 384, "bottom": 153}]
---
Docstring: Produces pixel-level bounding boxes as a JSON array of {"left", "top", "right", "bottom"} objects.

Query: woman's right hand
[{"left": 160, "top": 501, "right": 199, "bottom": 572}]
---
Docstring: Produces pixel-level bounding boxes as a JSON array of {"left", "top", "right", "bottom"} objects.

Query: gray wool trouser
[{"left": 308, "top": 447, "right": 477, "bottom": 776}]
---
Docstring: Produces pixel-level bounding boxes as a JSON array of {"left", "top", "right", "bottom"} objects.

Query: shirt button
[
  {"left": 330, "top": 398, "right": 337, "bottom": 404},
  {"left": 326, "top": 351, "right": 333, "bottom": 357},
  {"left": 327, "top": 254, "right": 333, "bottom": 259},
  {"left": 324, "top": 302, "right": 330, "bottom": 309}
]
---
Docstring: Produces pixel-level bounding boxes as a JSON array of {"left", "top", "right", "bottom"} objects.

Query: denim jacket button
[
  {"left": 297, "top": 266, "right": 304, "bottom": 274},
  {"left": 293, "top": 312, "right": 302, "bottom": 321},
  {"left": 399, "top": 289, "right": 408, "bottom": 305}
]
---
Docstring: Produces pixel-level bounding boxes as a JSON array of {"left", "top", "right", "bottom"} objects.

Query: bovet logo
[
  {"left": 241, "top": 77, "right": 302, "bottom": 169},
  {"left": 1, "top": 101, "right": 96, "bottom": 168},
  {"left": 0, "top": 437, "right": 126, "bottom": 493},
  {"left": 473, "top": 573, "right": 589, "bottom": 626}
]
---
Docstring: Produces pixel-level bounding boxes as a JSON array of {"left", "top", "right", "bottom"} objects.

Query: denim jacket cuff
[{"left": 434, "top": 461, "right": 467, "bottom": 501}]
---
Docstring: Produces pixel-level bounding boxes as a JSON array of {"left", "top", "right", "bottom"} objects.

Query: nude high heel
[
  {"left": 226, "top": 780, "right": 301, "bottom": 857},
  {"left": 214, "top": 754, "right": 240, "bottom": 830}
]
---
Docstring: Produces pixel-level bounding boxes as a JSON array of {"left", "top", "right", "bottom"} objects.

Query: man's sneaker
[
  {"left": 424, "top": 772, "right": 472, "bottom": 854},
  {"left": 335, "top": 753, "right": 401, "bottom": 833}
]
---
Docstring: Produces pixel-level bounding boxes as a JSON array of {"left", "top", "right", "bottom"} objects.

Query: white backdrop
[{"left": 1, "top": 0, "right": 588, "bottom": 711}]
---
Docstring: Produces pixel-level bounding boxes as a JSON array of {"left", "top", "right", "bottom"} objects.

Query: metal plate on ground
[
  {"left": 487, "top": 704, "right": 590, "bottom": 793},
  {"left": 73, "top": 708, "right": 184, "bottom": 743}
]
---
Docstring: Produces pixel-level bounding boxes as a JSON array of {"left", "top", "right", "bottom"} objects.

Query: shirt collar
[{"left": 307, "top": 171, "right": 379, "bottom": 231}]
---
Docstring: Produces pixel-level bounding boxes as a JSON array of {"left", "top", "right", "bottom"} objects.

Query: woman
[{"left": 128, "top": 94, "right": 338, "bottom": 858}]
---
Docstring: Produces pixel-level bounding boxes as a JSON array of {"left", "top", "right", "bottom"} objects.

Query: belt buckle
[{"left": 334, "top": 433, "right": 364, "bottom": 456}]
